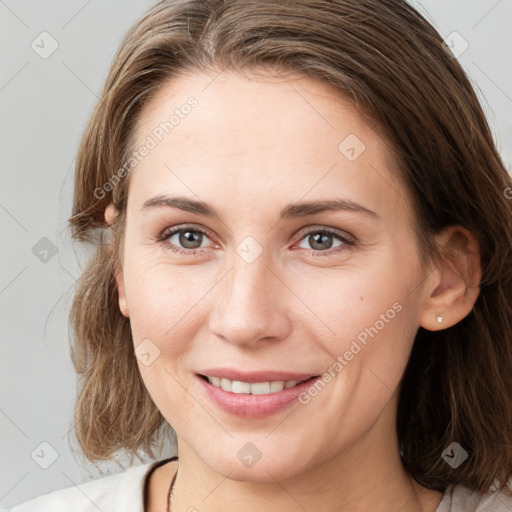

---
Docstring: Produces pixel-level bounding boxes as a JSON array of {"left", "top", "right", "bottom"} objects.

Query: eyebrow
[{"left": 142, "top": 194, "right": 380, "bottom": 220}]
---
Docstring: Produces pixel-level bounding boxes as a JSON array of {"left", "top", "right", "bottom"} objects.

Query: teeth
[{"left": 205, "top": 376, "right": 307, "bottom": 394}]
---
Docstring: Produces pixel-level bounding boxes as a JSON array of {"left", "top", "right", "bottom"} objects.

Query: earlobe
[
  {"left": 104, "top": 203, "right": 129, "bottom": 317},
  {"left": 105, "top": 202, "right": 118, "bottom": 225},
  {"left": 114, "top": 263, "right": 130, "bottom": 318},
  {"left": 419, "top": 226, "right": 482, "bottom": 331}
]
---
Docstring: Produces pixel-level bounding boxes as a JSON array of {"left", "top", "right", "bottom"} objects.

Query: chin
[{"left": 196, "top": 439, "right": 311, "bottom": 483}]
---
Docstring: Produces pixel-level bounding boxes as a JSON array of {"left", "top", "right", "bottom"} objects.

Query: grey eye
[
  {"left": 298, "top": 230, "right": 345, "bottom": 251},
  {"left": 170, "top": 229, "right": 207, "bottom": 249}
]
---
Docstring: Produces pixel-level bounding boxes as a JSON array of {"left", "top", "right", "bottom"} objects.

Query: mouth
[
  {"left": 195, "top": 373, "right": 322, "bottom": 418},
  {"left": 198, "top": 374, "right": 318, "bottom": 395}
]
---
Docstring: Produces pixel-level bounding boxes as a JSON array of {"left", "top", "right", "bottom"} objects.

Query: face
[{"left": 113, "top": 69, "right": 431, "bottom": 481}]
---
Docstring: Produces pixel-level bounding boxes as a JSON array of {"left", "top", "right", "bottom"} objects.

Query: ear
[
  {"left": 104, "top": 203, "right": 130, "bottom": 318},
  {"left": 419, "top": 225, "right": 481, "bottom": 331}
]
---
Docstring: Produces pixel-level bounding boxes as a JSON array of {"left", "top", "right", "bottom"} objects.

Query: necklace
[{"left": 166, "top": 467, "right": 178, "bottom": 512}]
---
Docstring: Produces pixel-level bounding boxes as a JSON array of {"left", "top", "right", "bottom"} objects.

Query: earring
[{"left": 436, "top": 315, "right": 443, "bottom": 324}]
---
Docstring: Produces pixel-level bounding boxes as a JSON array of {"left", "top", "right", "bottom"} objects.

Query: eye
[
  {"left": 155, "top": 224, "right": 356, "bottom": 257},
  {"left": 155, "top": 225, "right": 215, "bottom": 255},
  {"left": 295, "top": 227, "right": 355, "bottom": 255}
]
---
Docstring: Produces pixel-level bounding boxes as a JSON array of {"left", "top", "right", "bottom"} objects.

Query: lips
[
  {"left": 195, "top": 369, "right": 322, "bottom": 418},
  {"left": 197, "top": 368, "right": 319, "bottom": 383}
]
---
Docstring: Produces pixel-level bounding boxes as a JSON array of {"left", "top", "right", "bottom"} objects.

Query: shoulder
[
  {"left": 437, "top": 479, "right": 512, "bottom": 512},
  {"left": 2, "top": 460, "right": 169, "bottom": 512}
]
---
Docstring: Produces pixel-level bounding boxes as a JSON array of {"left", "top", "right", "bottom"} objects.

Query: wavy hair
[{"left": 68, "top": 0, "right": 512, "bottom": 492}]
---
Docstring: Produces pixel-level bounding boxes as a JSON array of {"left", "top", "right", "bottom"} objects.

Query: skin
[{"left": 105, "top": 68, "right": 481, "bottom": 512}]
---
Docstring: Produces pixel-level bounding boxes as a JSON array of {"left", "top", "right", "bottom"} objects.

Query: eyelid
[
  {"left": 156, "top": 223, "right": 356, "bottom": 255},
  {"left": 157, "top": 223, "right": 354, "bottom": 242},
  {"left": 157, "top": 223, "right": 215, "bottom": 242},
  {"left": 294, "top": 224, "right": 355, "bottom": 244}
]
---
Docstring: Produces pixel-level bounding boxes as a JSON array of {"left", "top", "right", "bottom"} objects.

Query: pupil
[
  {"left": 310, "top": 232, "right": 331, "bottom": 250},
  {"left": 180, "top": 230, "right": 202, "bottom": 249}
]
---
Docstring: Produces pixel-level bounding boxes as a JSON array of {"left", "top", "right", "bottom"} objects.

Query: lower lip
[{"left": 196, "top": 374, "right": 320, "bottom": 418}]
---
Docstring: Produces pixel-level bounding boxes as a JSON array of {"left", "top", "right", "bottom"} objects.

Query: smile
[{"left": 201, "top": 375, "right": 312, "bottom": 395}]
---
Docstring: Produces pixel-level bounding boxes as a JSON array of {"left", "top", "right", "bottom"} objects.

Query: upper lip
[{"left": 198, "top": 368, "right": 320, "bottom": 383}]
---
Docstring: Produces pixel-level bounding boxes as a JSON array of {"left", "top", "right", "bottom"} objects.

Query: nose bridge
[{"left": 209, "top": 248, "right": 289, "bottom": 347}]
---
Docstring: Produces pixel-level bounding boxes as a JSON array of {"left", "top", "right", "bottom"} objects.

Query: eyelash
[{"left": 154, "top": 224, "right": 356, "bottom": 257}]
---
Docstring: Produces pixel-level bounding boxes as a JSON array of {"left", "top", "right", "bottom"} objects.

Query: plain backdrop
[{"left": 1, "top": 0, "right": 511, "bottom": 508}]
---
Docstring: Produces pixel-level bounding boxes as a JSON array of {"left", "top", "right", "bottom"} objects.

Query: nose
[{"left": 208, "top": 252, "right": 291, "bottom": 349}]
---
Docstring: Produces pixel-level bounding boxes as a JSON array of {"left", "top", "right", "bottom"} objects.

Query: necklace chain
[{"left": 166, "top": 467, "right": 178, "bottom": 512}]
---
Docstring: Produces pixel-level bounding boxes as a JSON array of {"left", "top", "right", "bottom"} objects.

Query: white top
[{"left": 3, "top": 458, "right": 512, "bottom": 511}]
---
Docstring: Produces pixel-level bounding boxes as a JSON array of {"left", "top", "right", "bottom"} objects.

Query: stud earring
[{"left": 436, "top": 315, "right": 443, "bottom": 324}]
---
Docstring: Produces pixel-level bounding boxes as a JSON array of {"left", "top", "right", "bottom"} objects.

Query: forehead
[{"left": 128, "top": 69, "right": 412, "bottom": 223}]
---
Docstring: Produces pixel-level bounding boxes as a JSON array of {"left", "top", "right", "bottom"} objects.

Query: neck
[{"left": 169, "top": 403, "right": 443, "bottom": 512}]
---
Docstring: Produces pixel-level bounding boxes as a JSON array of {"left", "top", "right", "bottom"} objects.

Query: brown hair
[{"left": 68, "top": 0, "right": 512, "bottom": 493}]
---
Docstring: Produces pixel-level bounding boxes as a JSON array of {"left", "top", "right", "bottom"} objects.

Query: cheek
[
  {"left": 122, "top": 254, "right": 217, "bottom": 347},
  {"left": 292, "top": 255, "right": 421, "bottom": 412},
  {"left": 290, "top": 255, "right": 415, "bottom": 351}
]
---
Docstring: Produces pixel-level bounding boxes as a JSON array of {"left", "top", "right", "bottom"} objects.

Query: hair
[{"left": 68, "top": 0, "right": 512, "bottom": 494}]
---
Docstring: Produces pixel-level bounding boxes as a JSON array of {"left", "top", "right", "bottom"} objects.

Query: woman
[{"left": 6, "top": 0, "right": 512, "bottom": 511}]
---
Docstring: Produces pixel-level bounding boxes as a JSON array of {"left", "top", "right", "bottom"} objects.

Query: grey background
[{"left": 1, "top": 0, "right": 511, "bottom": 508}]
